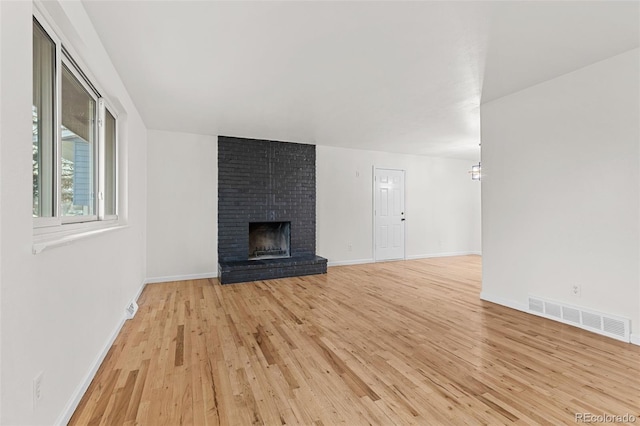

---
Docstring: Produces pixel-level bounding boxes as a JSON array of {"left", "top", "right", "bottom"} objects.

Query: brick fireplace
[{"left": 217, "top": 136, "right": 327, "bottom": 284}]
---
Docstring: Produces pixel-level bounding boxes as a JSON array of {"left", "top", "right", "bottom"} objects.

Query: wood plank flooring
[{"left": 70, "top": 256, "right": 640, "bottom": 425}]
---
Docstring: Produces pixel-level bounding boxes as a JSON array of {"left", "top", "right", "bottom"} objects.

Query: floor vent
[
  {"left": 125, "top": 301, "right": 139, "bottom": 320},
  {"left": 528, "top": 295, "right": 630, "bottom": 342}
]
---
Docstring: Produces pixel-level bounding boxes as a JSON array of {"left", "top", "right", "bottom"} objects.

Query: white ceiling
[{"left": 82, "top": 1, "right": 639, "bottom": 160}]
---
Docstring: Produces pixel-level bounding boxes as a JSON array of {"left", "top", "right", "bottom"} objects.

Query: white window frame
[
  {"left": 32, "top": 12, "right": 61, "bottom": 229},
  {"left": 59, "top": 56, "right": 99, "bottom": 224},
  {"left": 99, "top": 101, "right": 119, "bottom": 221},
  {"left": 32, "top": 6, "right": 120, "bottom": 243}
]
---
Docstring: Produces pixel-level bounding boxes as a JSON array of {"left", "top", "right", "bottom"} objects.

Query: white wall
[
  {"left": 144, "top": 139, "right": 480, "bottom": 278},
  {"left": 481, "top": 49, "right": 640, "bottom": 341},
  {"left": 317, "top": 145, "right": 481, "bottom": 264},
  {"left": 0, "top": 2, "right": 3, "bottom": 421},
  {"left": 0, "top": 2, "right": 147, "bottom": 424},
  {"left": 146, "top": 130, "right": 218, "bottom": 282}
]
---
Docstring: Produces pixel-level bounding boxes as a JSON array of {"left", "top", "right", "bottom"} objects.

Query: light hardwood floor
[{"left": 70, "top": 256, "right": 640, "bottom": 425}]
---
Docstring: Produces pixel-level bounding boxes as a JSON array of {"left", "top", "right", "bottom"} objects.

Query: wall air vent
[
  {"left": 603, "top": 317, "right": 627, "bottom": 338},
  {"left": 561, "top": 306, "right": 580, "bottom": 324},
  {"left": 544, "top": 302, "right": 561, "bottom": 319},
  {"left": 581, "top": 312, "right": 602, "bottom": 330},
  {"left": 529, "top": 297, "right": 544, "bottom": 313},
  {"left": 527, "top": 295, "right": 630, "bottom": 343}
]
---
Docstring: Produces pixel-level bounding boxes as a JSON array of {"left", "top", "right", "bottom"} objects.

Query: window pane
[
  {"left": 104, "top": 109, "right": 116, "bottom": 216},
  {"left": 32, "top": 20, "right": 55, "bottom": 217},
  {"left": 61, "top": 64, "right": 95, "bottom": 217}
]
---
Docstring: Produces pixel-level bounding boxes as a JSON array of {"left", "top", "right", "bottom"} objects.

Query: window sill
[{"left": 33, "top": 223, "right": 127, "bottom": 254}]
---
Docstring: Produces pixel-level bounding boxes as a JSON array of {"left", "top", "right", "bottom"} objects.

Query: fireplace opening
[{"left": 249, "top": 222, "right": 291, "bottom": 260}]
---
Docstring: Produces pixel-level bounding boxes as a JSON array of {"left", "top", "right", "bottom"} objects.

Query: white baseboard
[
  {"left": 132, "top": 279, "right": 147, "bottom": 302},
  {"left": 55, "top": 280, "right": 147, "bottom": 425},
  {"left": 406, "top": 251, "right": 482, "bottom": 260},
  {"left": 327, "top": 252, "right": 481, "bottom": 267},
  {"left": 482, "top": 291, "right": 637, "bottom": 344},
  {"left": 145, "top": 272, "right": 218, "bottom": 284},
  {"left": 56, "top": 319, "right": 126, "bottom": 426},
  {"left": 480, "top": 291, "right": 528, "bottom": 312},
  {"left": 327, "top": 258, "right": 374, "bottom": 267}
]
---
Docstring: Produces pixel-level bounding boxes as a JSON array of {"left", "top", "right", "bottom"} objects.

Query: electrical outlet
[
  {"left": 347, "top": 242, "right": 353, "bottom": 251},
  {"left": 33, "top": 372, "right": 43, "bottom": 409},
  {"left": 571, "top": 284, "right": 581, "bottom": 297}
]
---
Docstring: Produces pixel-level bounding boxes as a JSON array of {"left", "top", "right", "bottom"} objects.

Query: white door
[{"left": 374, "top": 168, "right": 405, "bottom": 261}]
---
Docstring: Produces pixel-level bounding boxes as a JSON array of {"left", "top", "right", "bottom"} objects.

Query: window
[
  {"left": 61, "top": 62, "right": 97, "bottom": 218},
  {"left": 103, "top": 109, "right": 117, "bottom": 217},
  {"left": 33, "top": 16, "right": 118, "bottom": 230},
  {"left": 32, "top": 19, "right": 55, "bottom": 218}
]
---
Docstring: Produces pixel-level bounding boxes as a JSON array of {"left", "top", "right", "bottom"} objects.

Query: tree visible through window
[{"left": 32, "top": 20, "right": 55, "bottom": 218}]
